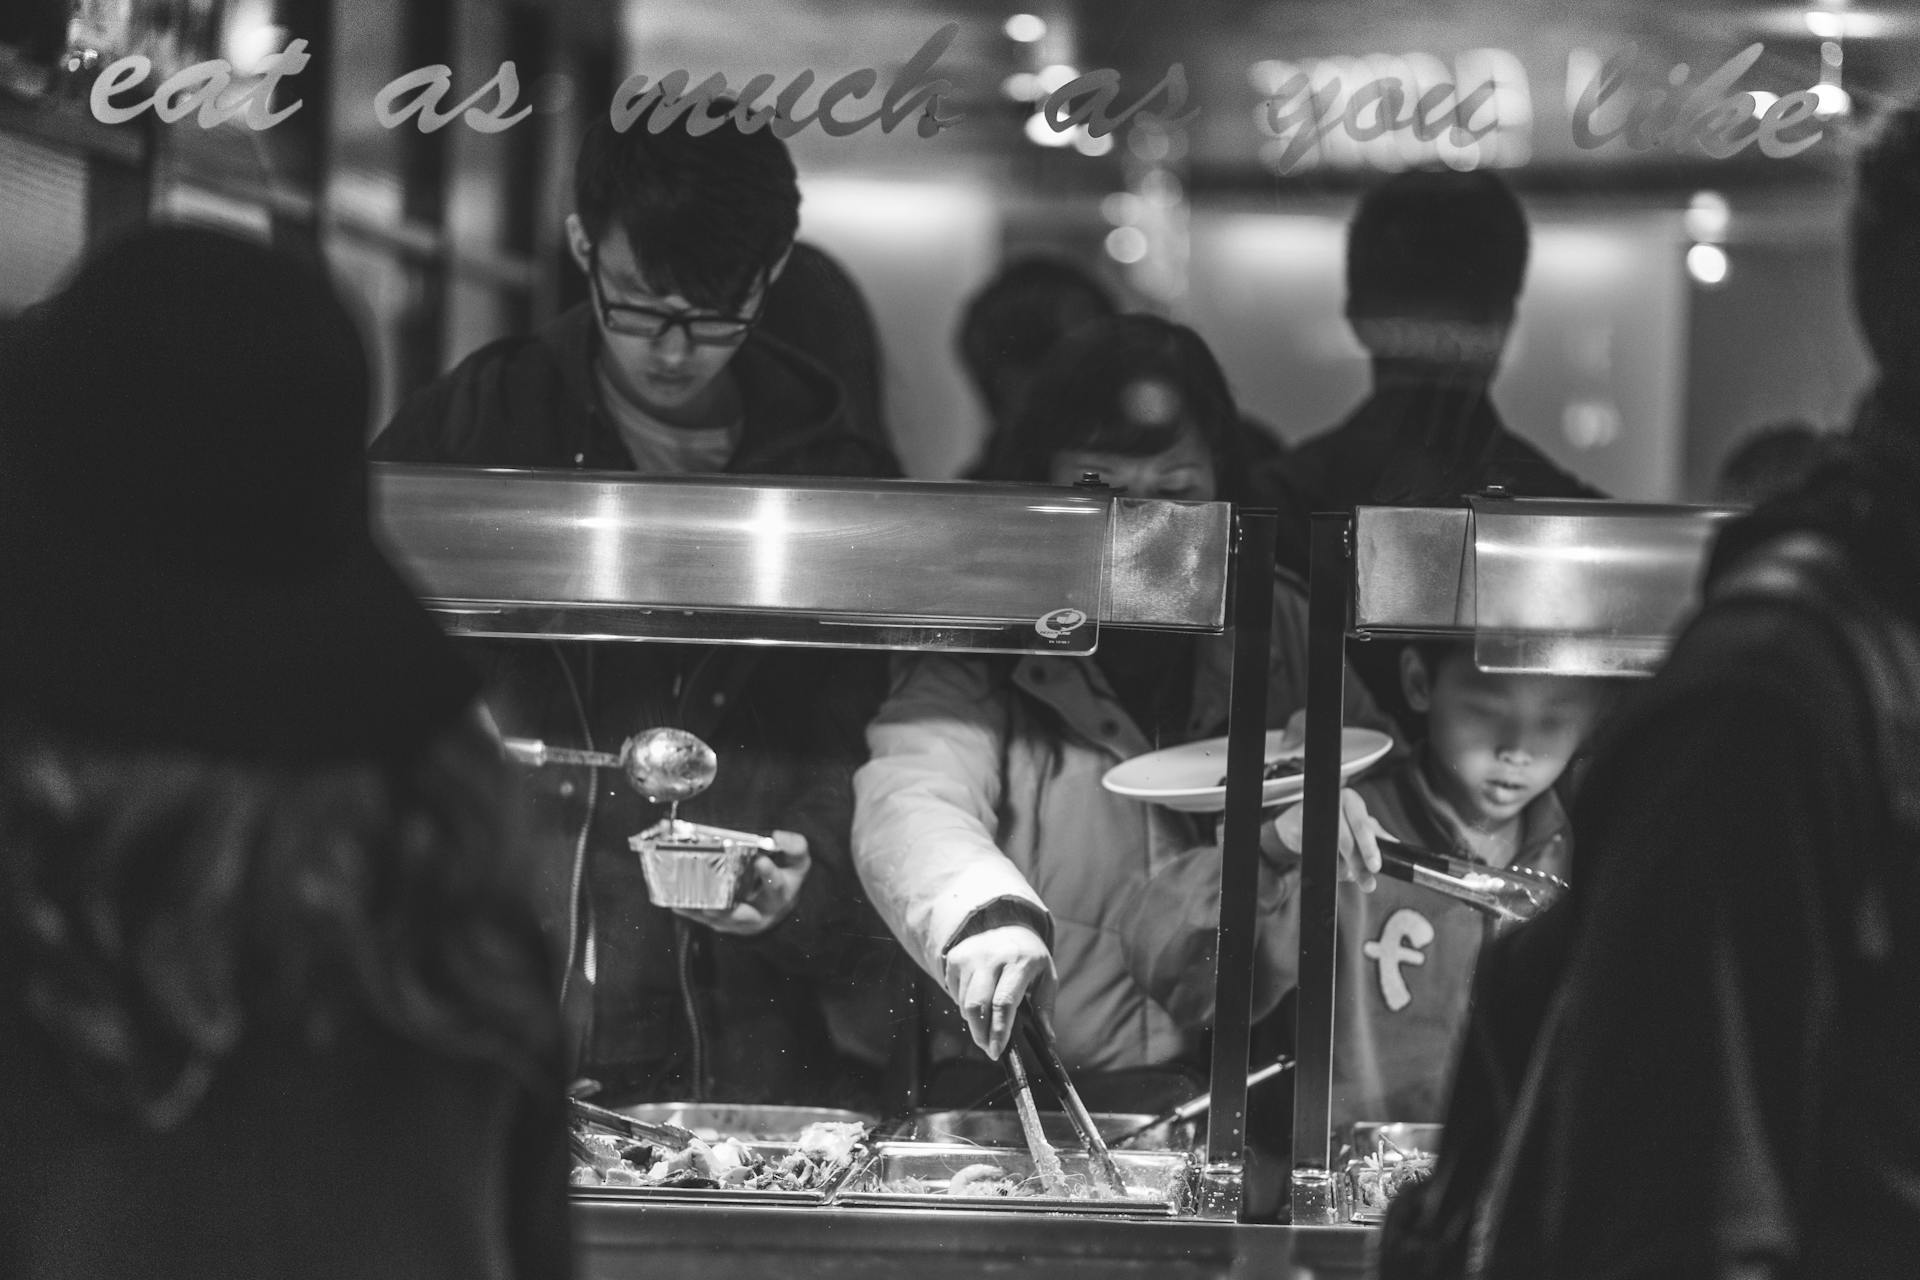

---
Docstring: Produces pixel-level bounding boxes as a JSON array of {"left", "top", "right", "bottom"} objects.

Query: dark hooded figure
[
  {"left": 1253, "top": 169, "right": 1605, "bottom": 732},
  {"left": 1382, "top": 102, "right": 1920, "bottom": 1280},
  {"left": 0, "top": 226, "right": 571, "bottom": 1280}
]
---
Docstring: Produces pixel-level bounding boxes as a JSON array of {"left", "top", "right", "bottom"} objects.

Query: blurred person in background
[
  {"left": 0, "top": 226, "right": 569, "bottom": 1280},
  {"left": 1389, "top": 99, "right": 1920, "bottom": 1280},
  {"left": 855, "top": 314, "right": 1386, "bottom": 1112},
  {"left": 955, "top": 256, "right": 1119, "bottom": 477},
  {"left": 371, "top": 106, "right": 900, "bottom": 1110},
  {"left": 1254, "top": 169, "right": 1605, "bottom": 735},
  {"left": 1713, "top": 417, "right": 1837, "bottom": 507}
]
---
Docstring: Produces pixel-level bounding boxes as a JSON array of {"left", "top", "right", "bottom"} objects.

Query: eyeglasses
[{"left": 586, "top": 244, "right": 763, "bottom": 346}]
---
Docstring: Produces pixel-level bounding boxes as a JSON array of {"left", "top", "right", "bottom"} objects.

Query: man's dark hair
[
  {"left": 1851, "top": 103, "right": 1920, "bottom": 391},
  {"left": 957, "top": 257, "right": 1117, "bottom": 414},
  {"left": 1347, "top": 169, "right": 1529, "bottom": 325},
  {"left": 984, "top": 313, "right": 1249, "bottom": 497},
  {"left": 574, "top": 102, "right": 800, "bottom": 312}
]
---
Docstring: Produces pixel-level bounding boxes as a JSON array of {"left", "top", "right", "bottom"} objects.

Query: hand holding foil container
[{"left": 501, "top": 726, "right": 778, "bottom": 910}]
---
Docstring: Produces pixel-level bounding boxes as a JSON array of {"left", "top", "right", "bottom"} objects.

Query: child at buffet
[{"left": 1121, "top": 640, "right": 1607, "bottom": 1131}]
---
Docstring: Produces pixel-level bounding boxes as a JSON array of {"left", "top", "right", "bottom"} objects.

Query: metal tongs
[
  {"left": 1108, "top": 1054, "right": 1295, "bottom": 1149},
  {"left": 567, "top": 1097, "right": 700, "bottom": 1153},
  {"left": 1376, "top": 837, "right": 1567, "bottom": 926},
  {"left": 1003, "top": 1002, "right": 1129, "bottom": 1198}
]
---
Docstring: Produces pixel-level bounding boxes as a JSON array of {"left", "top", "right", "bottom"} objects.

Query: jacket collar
[{"left": 1009, "top": 627, "right": 1237, "bottom": 761}]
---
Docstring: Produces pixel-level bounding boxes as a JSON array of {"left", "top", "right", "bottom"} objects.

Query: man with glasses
[{"left": 370, "top": 106, "right": 900, "bottom": 1111}]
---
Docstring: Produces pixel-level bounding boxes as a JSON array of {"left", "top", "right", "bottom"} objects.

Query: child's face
[{"left": 1403, "top": 649, "right": 1601, "bottom": 830}]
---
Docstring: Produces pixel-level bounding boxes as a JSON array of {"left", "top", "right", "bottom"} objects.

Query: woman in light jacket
[{"left": 852, "top": 314, "right": 1385, "bottom": 1106}]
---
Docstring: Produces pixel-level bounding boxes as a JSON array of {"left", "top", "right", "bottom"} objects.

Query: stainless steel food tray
[{"left": 831, "top": 1142, "right": 1194, "bottom": 1216}]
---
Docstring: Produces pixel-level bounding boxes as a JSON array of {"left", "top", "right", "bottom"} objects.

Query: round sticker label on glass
[{"left": 1035, "top": 607, "right": 1089, "bottom": 639}]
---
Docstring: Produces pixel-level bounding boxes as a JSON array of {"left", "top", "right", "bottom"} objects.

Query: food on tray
[
  {"left": 1215, "top": 755, "right": 1305, "bottom": 787},
  {"left": 569, "top": 1119, "right": 867, "bottom": 1191},
  {"left": 886, "top": 1165, "right": 1151, "bottom": 1202},
  {"left": 1346, "top": 1135, "right": 1437, "bottom": 1217}
]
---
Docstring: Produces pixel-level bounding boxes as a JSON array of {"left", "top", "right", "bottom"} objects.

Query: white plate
[{"left": 1101, "top": 727, "right": 1394, "bottom": 814}]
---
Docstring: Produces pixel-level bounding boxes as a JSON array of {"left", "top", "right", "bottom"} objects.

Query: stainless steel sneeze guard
[
  {"left": 370, "top": 465, "right": 1231, "bottom": 653},
  {"left": 1352, "top": 498, "right": 1742, "bottom": 675}
]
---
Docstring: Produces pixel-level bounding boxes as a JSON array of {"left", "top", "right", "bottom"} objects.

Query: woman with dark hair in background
[
  {"left": 853, "top": 314, "right": 1385, "bottom": 1110},
  {"left": 0, "top": 226, "right": 571, "bottom": 1280}
]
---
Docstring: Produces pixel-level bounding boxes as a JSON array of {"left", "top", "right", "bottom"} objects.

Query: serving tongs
[
  {"left": 1108, "top": 1054, "right": 1295, "bottom": 1149},
  {"left": 1375, "top": 837, "right": 1567, "bottom": 926},
  {"left": 567, "top": 1097, "right": 700, "bottom": 1153},
  {"left": 1003, "top": 1002, "right": 1130, "bottom": 1199}
]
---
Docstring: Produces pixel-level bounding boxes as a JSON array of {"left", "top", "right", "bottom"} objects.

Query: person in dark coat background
[
  {"left": 1387, "top": 100, "right": 1920, "bottom": 1280},
  {"left": 0, "top": 226, "right": 570, "bottom": 1280},
  {"left": 372, "top": 103, "right": 901, "bottom": 1109},
  {"left": 1255, "top": 169, "right": 1605, "bottom": 732}
]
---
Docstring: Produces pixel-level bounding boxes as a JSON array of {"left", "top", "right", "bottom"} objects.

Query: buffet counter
[{"left": 573, "top": 1200, "right": 1377, "bottom": 1280}]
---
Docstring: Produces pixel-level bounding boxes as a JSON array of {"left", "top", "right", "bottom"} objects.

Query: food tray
[
  {"left": 631, "top": 839, "right": 754, "bottom": 910},
  {"left": 573, "top": 1139, "right": 859, "bottom": 1207},
  {"left": 895, "top": 1110, "right": 1197, "bottom": 1152},
  {"left": 832, "top": 1142, "right": 1194, "bottom": 1216},
  {"left": 618, "top": 1103, "right": 878, "bottom": 1141}
]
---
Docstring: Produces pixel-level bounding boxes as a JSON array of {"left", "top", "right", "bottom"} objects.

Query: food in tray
[
  {"left": 1345, "top": 1135, "right": 1437, "bottom": 1218},
  {"left": 569, "top": 1119, "right": 867, "bottom": 1191},
  {"left": 1214, "top": 755, "right": 1305, "bottom": 787},
  {"left": 887, "top": 1164, "right": 1154, "bottom": 1202}
]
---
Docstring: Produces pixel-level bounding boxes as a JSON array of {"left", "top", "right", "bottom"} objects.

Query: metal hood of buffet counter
[
  {"left": 370, "top": 464, "right": 1232, "bottom": 654},
  {"left": 1351, "top": 497, "right": 1744, "bottom": 676}
]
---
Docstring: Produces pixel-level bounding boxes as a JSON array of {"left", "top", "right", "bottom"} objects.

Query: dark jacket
[
  {"left": 1254, "top": 383, "right": 1604, "bottom": 734},
  {"left": 369, "top": 302, "right": 901, "bottom": 479},
  {"left": 370, "top": 305, "right": 899, "bottom": 1107},
  {"left": 1425, "top": 401, "right": 1920, "bottom": 1280},
  {"left": 1254, "top": 382, "right": 1604, "bottom": 579},
  {"left": 1, "top": 1005, "right": 572, "bottom": 1280}
]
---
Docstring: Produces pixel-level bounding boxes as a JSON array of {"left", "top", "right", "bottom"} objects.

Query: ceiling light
[
  {"left": 1805, "top": 9, "right": 1845, "bottom": 38},
  {"left": 1024, "top": 111, "right": 1074, "bottom": 147},
  {"left": 1004, "top": 14, "right": 1047, "bottom": 43},
  {"left": 1686, "top": 243, "right": 1729, "bottom": 286},
  {"left": 1685, "top": 190, "right": 1730, "bottom": 243},
  {"left": 1036, "top": 63, "right": 1078, "bottom": 94},
  {"left": 1105, "top": 226, "right": 1149, "bottom": 264}
]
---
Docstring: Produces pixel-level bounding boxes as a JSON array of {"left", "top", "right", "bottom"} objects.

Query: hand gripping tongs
[{"left": 1002, "top": 1001, "right": 1130, "bottom": 1199}]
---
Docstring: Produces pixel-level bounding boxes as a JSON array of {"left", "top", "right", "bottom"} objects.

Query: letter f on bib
[{"left": 1363, "top": 909, "right": 1434, "bottom": 1011}]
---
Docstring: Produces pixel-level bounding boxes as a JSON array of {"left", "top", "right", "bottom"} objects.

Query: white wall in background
[{"left": 797, "top": 177, "right": 1001, "bottom": 479}]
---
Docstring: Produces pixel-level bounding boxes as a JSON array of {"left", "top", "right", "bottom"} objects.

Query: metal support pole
[
  {"left": 1290, "top": 512, "right": 1353, "bottom": 1223},
  {"left": 1201, "top": 508, "right": 1278, "bottom": 1219}
]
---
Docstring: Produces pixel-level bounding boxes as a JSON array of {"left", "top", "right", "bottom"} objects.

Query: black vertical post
[
  {"left": 1204, "top": 508, "right": 1277, "bottom": 1211},
  {"left": 1290, "top": 512, "right": 1351, "bottom": 1221}
]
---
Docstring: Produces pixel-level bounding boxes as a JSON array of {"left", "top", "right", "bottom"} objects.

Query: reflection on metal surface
[
  {"left": 1353, "top": 506, "right": 1475, "bottom": 632},
  {"left": 1107, "top": 498, "right": 1231, "bottom": 630},
  {"left": 1352, "top": 499, "right": 1741, "bottom": 674},
  {"left": 370, "top": 465, "right": 1232, "bottom": 651}
]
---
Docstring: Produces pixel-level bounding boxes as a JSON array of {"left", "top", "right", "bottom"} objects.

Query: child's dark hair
[
  {"left": 981, "top": 313, "right": 1248, "bottom": 494},
  {"left": 574, "top": 102, "right": 800, "bottom": 312}
]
